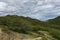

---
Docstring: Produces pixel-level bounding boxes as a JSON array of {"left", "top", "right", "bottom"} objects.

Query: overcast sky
[{"left": 0, "top": 0, "right": 60, "bottom": 21}]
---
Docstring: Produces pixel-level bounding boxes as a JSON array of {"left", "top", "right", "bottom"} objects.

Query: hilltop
[
  {"left": 47, "top": 16, "right": 60, "bottom": 29},
  {"left": 0, "top": 15, "right": 60, "bottom": 40}
]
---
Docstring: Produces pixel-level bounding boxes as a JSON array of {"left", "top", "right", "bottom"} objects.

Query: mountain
[
  {"left": 47, "top": 16, "right": 60, "bottom": 25},
  {"left": 47, "top": 16, "right": 60, "bottom": 29},
  {"left": 0, "top": 15, "right": 60, "bottom": 40}
]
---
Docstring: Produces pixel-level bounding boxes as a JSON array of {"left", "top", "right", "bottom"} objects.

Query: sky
[{"left": 0, "top": 0, "right": 60, "bottom": 21}]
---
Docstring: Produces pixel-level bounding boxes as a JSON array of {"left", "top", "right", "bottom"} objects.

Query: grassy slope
[
  {"left": 44, "top": 16, "right": 60, "bottom": 32},
  {"left": 0, "top": 15, "right": 60, "bottom": 40}
]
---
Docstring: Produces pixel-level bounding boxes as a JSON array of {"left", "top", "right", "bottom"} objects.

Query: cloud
[
  {"left": 0, "top": 2, "right": 17, "bottom": 12},
  {"left": 33, "top": 4, "right": 54, "bottom": 12},
  {"left": 0, "top": 2, "right": 7, "bottom": 11},
  {"left": 0, "top": 0, "right": 60, "bottom": 20}
]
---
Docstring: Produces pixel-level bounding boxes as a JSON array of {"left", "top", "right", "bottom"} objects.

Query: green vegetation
[
  {"left": 0, "top": 15, "right": 60, "bottom": 40},
  {"left": 47, "top": 16, "right": 60, "bottom": 25},
  {"left": 47, "top": 16, "right": 60, "bottom": 29}
]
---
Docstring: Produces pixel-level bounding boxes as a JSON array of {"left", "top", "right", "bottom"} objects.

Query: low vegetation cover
[{"left": 0, "top": 15, "right": 60, "bottom": 40}]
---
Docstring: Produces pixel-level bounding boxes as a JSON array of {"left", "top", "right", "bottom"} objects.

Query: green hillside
[
  {"left": 47, "top": 16, "right": 60, "bottom": 29},
  {"left": 0, "top": 15, "right": 60, "bottom": 40},
  {"left": 47, "top": 16, "right": 60, "bottom": 25}
]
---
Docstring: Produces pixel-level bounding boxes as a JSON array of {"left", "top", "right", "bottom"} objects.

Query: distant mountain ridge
[
  {"left": 46, "top": 16, "right": 60, "bottom": 29},
  {"left": 47, "top": 16, "right": 60, "bottom": 25}
]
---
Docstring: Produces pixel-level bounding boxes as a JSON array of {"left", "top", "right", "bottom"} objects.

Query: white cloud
[
  {"left": 37, "top": 1, "right": 43, "bottom": 5},
  {"left": 0, "top": 2, "right": 17, "bottom": 13},
  {"left": 5, "top": 6, "right": 17, "bottom": 12},
  {"left": 33, "top": 4, "right": 54, "bottom": 13},
  {"left": 0, "top": 0, "right": 60, "bottom": 20},
  {"left": 36, "top": 4, "right": 54, "bottom": 10},
  {"left": 0, "top": 2, "right": 7, "bottom": 11}
]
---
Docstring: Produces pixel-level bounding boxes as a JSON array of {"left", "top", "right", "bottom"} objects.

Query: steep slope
[
  {"left": 0, "top": 15, "right": 60, "bottom": 40},
  {"left": 0, "top": 15, "right": 46, "bottom": 33}
]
